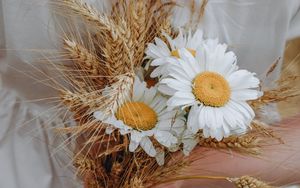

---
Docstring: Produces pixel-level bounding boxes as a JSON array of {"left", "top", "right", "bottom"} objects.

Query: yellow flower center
[
  {"left": 193, "top": 71, "right": 231, "bottom": 107},
  {"left": 115, "top": 102, "right": 158, "bottom": 131},
  {"left": 171, "top": 48, "right": 196, "bottom": 58}
]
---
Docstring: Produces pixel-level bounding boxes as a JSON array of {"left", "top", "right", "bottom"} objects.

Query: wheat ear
[
  {"left": 228, "top": 176, "right": 275, "bottom": 188},
  {"left": 199, "top": 135, "right": 262, "bottom": 155}
]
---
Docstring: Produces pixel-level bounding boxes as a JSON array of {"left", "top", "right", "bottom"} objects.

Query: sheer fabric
[{"left": 0, "top": 0, "right": 300, "bottom": 187}]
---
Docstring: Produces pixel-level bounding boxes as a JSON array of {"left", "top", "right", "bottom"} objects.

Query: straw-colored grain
[
  {"left": 199, "top": 134, "right": 262, "bottom": 155},
  {"left": 228, "top": 176, "right": 275, "bottom": 188}
]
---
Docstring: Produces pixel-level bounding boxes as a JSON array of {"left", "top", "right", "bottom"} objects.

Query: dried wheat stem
[{"left": 228, "top": 176, "right": 275, "bottom": 188}]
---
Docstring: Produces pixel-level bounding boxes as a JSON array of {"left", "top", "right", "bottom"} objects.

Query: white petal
[
  {"left": 182, "top": 130, "right": 198, "bottom": 156},
  {"left": 155, "top": 102, "right": 167, "bottom": 115},
  {"left": 150, "top": 65, "right": 165, "bottom": 78},
  {"left": 105, "top": 126, "right": 115, "bottom": 134},
  {"left": 203, "top": 128, "right": 210, "bottom": 138},
  {"left": 228, "top": 70, "right": 260, "bottom": 90},
  {"left": 173, "top": 91, "right": 195, "bottom": 101},
  {"left": 155, "top": 149, "right": 165, "bottom": 166},
  {"left": 158, "top": 84, "right": 176, "bottom": 96},
  {"left": 154, "top": 131, "right": 177, "bottom": 147},
  {"left": 167, "top": 96, "right": 195, "bottom": 107},
  {"left": 231, "top": 89, "right": 260, "bottom": 101},
  {"left": 168, "top": 65, "right": 193, "bottom": 83},
  {"left": 179, "top": 54, "right": 199, "bottom": 77},
  {"left": 189, "top": 29, "right": 203, "bottom": 49},
  {"left": 133, "top": 77, "right": 146, "bottom": 101},
  {"left": 214, "top": 128, "right": 224, "bottom": 141},
  {"left": 156, "top": 119, "right": 172, "bottom": 131},
  {"left": 129, "top": 141, "right": 139, "bottom": 152},
  {"left": 171, "top": 118, "right": 186, "bottom": 137},
  {"left": 187, "top": 105, "right": 200, "bottom": 134},
  {"left": 149, "top": 95, "right": 163, "bottom": 109},
  {"left": 178, "top": 48, "right": 201, "bottom": 73},
  {"left": 94, "top": 111, "right": 106, "bottom": 121},
  {"left": 161, "top": 78, "right": 192, "bottom": 92},
  {"left": 195, "top": 105, "right": 205, "bottom": 130},
  {"left": 131, "top": 130, "right": 143, "bottom": 143},
  {"left": 154, "top": 37, "right": 171, "bottom": 55},
  {"left": 151, "top": 57, "right": 168, "bottom": 66},
  {"left": 230, "top": 100, "right": 254, "bottom": 120},
  {"left": 146, "top": 43, "right": 169, "bottom": 58},
  {"left": 140, "top": 137, "right": 157, "bottom": 157},
  {"left": 143, "top": 86, "right": 157, "bottom": 105},
  {"left": 159, "top": 110, "right": 177, "bottom": 120}
]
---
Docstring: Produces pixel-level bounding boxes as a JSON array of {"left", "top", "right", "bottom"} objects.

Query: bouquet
[{"left": 41, "top": 0, "right": 300, "bottom": 187}]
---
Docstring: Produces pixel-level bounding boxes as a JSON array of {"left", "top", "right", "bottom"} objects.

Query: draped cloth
[{"left": 0, "top": 0, "right": 300, "bottom": 187}]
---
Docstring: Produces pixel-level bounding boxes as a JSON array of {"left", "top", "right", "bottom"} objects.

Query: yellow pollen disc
[
  {"left": 115, "top": 102, "right": 158, "bottom": 131},
  {"left": 193, "top": 71, "right": 231, "bottom": 107},
  {"left": 171, "top": 48, "right": 196, "bottom": 58}
]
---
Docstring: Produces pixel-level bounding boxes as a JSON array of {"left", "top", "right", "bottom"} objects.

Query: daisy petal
[
  {"left": 228, "top": 70, "right": 260, "bottom": 90},
  {"left": 231, "top": 89, "right": 261, "bottom": 101},
  {"left": 129, "top": 141, "right": 139, "bottom": 152},
  {"left": 140, "top": 137, "right": 157, "bottom": 157},
  {"left": 154, "top": 131, "right": 178, "bottom": 147},
  {"left": 155, "top": 149, "right": 165, "bottom": 166}
]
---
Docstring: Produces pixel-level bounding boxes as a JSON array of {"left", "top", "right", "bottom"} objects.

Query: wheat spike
[
  {"left": 199, "top": 135, "right": 262, "bottom": 155},
  {"left": 102, "top": 27, "right": 134, "bottom": 77},
  {"left": 250, "top": 76, "right": 300, "bottom": 110},
  {"left": 110, "top": 162, "right": 123, "bottom": 183},
  {"left": 131, "top": 177, "right": 145, "bottom": 188},
  {"left": 59, "top": 0, "right": 110, "bottom": 30},
  {"left": 74, "top": 155, "right": 97, "bottom": 176},
  {"left": 83, "top": 172, "right": 102, "bottom": 188},
  {"left": 228, "top": 176, "right": 275, "bottom": 188},
  {"left": 60, "top": 89, "right": 102, "bottom": 112},
  {"left": 63, "top": 39, "right": 107, "bottom": 86},
  {"left": 64, "top": 39, "right": 103, "bottom": 75},
  {"left": 128, "top": 0, "right": 148, "bottom": 67}
]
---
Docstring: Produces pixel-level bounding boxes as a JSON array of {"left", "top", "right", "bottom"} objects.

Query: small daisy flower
[
  {"left": 145, "top": 28, "right": 204, "bottom": 78},
  {"left": 94, "top": 77, "right": 185, "bottom": 162},
  {"left": 160, "top": 43, "right": 262, "bottom": 141}
]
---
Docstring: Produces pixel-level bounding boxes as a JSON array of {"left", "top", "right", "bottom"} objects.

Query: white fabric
[
  {"left": 0, "top": 0, "right": 300, "bottom": 188},
  {"left": 0, "top": 88, "right": 79, "bottom": 188}
]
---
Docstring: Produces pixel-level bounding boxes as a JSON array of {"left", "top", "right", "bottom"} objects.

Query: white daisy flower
[
  {"left": 160, "top": 43, "right": 262, "bottom": 141},
  {"left": 145, "top": 28, "right": 204, "bottom": 78},
  {"left": 94, "top": 77, "right": 185, "bottom": 162}
]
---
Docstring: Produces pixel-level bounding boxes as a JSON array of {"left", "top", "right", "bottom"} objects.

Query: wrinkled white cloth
[{"left": 0, "top": 0, "right": 300, "bottom": 188}]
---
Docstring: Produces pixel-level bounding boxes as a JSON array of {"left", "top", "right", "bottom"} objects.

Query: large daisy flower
[
  {"left": 160, "top": 43, "right": 262, "bottom": 141},
  {"left": 145, "top": 28, "right": 204, "bottom": 78},
  {"left": 94, "top": 77, "right": 185, "bottom": 162}
]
